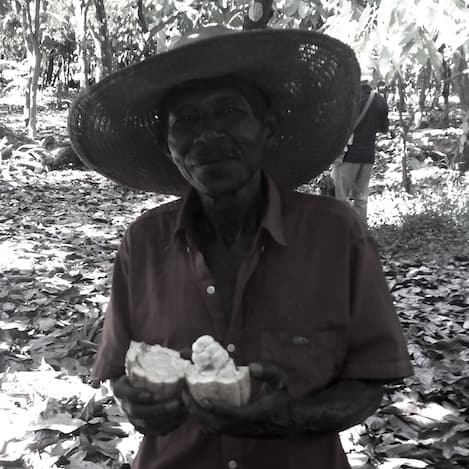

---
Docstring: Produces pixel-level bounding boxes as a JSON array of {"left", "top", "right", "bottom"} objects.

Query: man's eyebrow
[
  {"left": 212, "top": 95, "right": 245, "bottom": 104},
  {"left": 204, "top": 93, "right": 251, "bottom": 109},
  {"left": 168, "top": 101, "right": 198, "bottom": 114}
]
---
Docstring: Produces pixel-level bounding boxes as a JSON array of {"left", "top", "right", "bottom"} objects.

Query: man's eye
[
  {"left": 221, "top": 106, "right": 244, "bottom": 116},
  {"left": 177, "top": 113, "right": 197, "bottom": 123},
  {"left": 172, "top": 112, "right": 198, "bottom": 127}
]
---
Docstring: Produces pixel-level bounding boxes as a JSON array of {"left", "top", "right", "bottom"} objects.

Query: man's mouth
[
  {"left": 189, "top": 158, "right": 236, "bottom": 172},
  {"left": 189, "top": 143, "right": 237, "bottom": 168}
]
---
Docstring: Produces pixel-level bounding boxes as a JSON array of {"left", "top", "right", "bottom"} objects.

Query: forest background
[{"left": 0, "top": 0, "right": 469, "bottom": 468}]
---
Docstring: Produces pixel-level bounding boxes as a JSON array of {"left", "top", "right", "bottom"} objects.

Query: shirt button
[
  {"left": 228, "top": 460, "right": 237, "bottom": 469},
  {"left": 227, "top": 343, "right": 236, "bottom": 353},
  {"left": 206, "top": 285, "right": 216, "bottom": 295}
]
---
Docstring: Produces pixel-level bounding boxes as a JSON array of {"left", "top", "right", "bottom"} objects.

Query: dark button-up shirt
[
  {"left": 344, "top": 84, "right": 389, "bottom": 164},
  {"left": 92, "top": 175, "right": 412, "bottom": 469}
]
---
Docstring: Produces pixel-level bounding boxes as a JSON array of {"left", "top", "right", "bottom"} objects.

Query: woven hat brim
[{"left": 68, "top": 29, "right": 360, "bottom": 194}]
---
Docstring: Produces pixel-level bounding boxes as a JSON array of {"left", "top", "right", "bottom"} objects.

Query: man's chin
[
  {"left": 198, "top": 185, "right": 238, "bottom": 198},
  {"left": 195, "top": 178, "right": 246, "bottom": 199}
]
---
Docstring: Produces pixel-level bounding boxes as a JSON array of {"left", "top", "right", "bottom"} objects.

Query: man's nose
[{"left": 193, "top": 110, "right": 225, "bottom": 143}]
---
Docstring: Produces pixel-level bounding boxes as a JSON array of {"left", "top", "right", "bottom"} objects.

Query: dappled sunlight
[
  {"left": 368, "top": 170, "right": 468, "bottom": 229},
  {"left": 0, "top": 239, "right": 42, "bottom": 271},
  {"left": 0, "top": 166, "right": 169, "bottom": 465},
  {"left": 0, "top": 359, "right": 115, "bottom": 465},
  {"left": 73, "top": 223, "right": 119, "bottom": 239}
]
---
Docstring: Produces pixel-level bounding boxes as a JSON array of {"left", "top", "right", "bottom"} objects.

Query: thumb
[{"left": 249, "top": 362, "right": 287, "bottom": 390}]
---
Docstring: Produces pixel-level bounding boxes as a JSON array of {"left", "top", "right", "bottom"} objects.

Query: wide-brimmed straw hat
[{"left": 68, "top": 26, "right": 360, "bottom": 194}]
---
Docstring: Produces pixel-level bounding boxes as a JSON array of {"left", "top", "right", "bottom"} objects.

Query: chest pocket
[{"left": 260, "top": 328, "right": 345, "bottom": 399}]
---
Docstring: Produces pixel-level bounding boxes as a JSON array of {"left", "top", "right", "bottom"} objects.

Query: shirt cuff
[{"left": 341, "top": 358, "right": 414, "bottom": 382}]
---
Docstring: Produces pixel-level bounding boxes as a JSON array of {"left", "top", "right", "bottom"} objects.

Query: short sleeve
[
  {"left": 341, "top": 235, "right": 413, "bottom": 382},
  {"left": 91, "top": 234, "right": 132, "bottom": 382}
]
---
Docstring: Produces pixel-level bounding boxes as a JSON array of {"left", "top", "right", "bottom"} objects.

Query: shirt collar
[
  {"left": 173, "top": 187, "right": 199, "bottom": 239},
  {"left": 172, "top": 172, "right": 287, "bottom": 246},
  {"left": 261, "top": 173, "right": 287, "bottom": 246}
]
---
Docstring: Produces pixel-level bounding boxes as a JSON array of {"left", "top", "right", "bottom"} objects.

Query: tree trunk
[
  {"left": 17, "top": 0, "right": 42, "bottom": 138},
  {"left": 456, "top": 112, "right": 469, "bottom": 172},
  {"left": 52, "top": 60, "right": 61, "bottom": 86},
  {"left": 65, "top": 56, "right": 71, "bottom": 84},
  {"left": 24, "top": 71, "right": 32, "bottom": 128},
  {"left": 452, "top": 46, "right": 469, "bottom": 171},
  {"left": 417, "top": 60, "right": 431, "bottom": 112},
  {"left": 397, "top": 73, "right": 412, "bottom": 193},
  {"left": 92, "top": 0, "right": 112, "bottom": 81},
  {"left": 45, "top": 53, "right": 54, "bottom": 86},
  {"left": 29, "top": 0, "right": 41, "bottom": 138},
  {"left": 136, "top": 0, "right": 148, "bottom": 34},
  {"left": 29, "top": 43, "right": 41, "bottom": 137},
  {"left": 74, "top": 0, "right": 91, "bottom": 89},
  {"left": 441, "top": 59, "right": 451, "bottom": 126},
  {"left": 136, "top": 0, "right": 156, "bottom": 56},
  {"left": 91, "top": 29, "right": 104, "bottom": 82}
]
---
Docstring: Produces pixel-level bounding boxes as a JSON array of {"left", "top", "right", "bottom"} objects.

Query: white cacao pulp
[
  {"left": 125, "top": 342, "right": 192, "bottom": 399},
  {"left": 187, "top": 335, "right": 250, "bottom": 407}
]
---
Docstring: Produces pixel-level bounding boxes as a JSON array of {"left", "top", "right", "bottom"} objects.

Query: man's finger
[
  {"left": 112, "top": 375, "right": 146, "bottom": 400},
  {"left": 112, "top": 375, "right": 154, "bottom": 403},
  {"left": 130, "top": 414, "right": 187, "bottom": 436},
  {"left": 181, "top": 388, "right": 204, "bottom": 412},
  {"left": 183, "top": 388, "right": 272, "bottom": 428},
  {"left": 182, "top": 389, "right": 225, "bottom": 432},
  {"left": 209, "top": 391, "right": 287, "bottom": 421},
  {"left": 127, "top": 397, "right": 186, "bottom": 420},
  {"left": 249, "top": 362, "right": 287, "bottom": 390}
]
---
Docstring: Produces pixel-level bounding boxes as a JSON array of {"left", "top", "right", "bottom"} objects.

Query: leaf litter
[{"left": 1, "top": 163, "right": 468, "bottom": 468}]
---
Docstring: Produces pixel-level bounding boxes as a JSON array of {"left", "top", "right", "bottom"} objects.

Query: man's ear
[
  {"left": 159, "top": 139, "right": 173, "bottom": 161},
  {"left": 163, "top": 144, "right": 172, "bottom": 160}
]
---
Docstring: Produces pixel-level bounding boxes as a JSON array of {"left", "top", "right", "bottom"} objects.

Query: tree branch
[
  {"left": 33, "top": 0, "right": 40, "bottom": 40},
  {"left": 25, "top": 0, "right": 34, "bottom": 40},
  {"left": 136, "top": 0, "right": 148, "bottom": 33}
]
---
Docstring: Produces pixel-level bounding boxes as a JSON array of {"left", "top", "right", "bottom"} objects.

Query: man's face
[{"left": 164, "top": 83, "right": 274, "bottom": 197}]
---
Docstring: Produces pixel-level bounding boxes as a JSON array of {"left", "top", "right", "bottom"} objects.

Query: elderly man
[{"left": 69, "top": 26, "right": 412, "bottom": 469}]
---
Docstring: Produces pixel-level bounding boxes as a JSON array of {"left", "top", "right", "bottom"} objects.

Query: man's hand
[
  {"left": 182, "top": 362, "right": 293, "bottom": 438},
  {"left": 182, "top": 363, "right": 385, "bottom": 438},
  {"left": 112, "top": 375, "right": 188, "bottom": 435}
]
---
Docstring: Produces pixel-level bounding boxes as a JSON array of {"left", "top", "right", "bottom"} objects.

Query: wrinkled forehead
[
  {"left": 160, "top": 75, "right": 270, "bottom": 117},
  {"left": 166, "top": 84, "right": 249, "bottom": 112}
]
